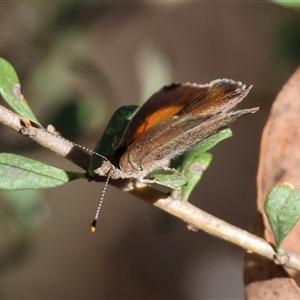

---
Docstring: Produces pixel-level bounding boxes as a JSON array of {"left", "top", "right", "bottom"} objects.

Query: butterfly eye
[{"left": 109, "top": 166, "right": 123, "bottom": 179}]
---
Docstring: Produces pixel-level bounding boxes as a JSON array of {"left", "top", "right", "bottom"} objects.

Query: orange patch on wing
[{"left": 133, "top": 105, "right": 183, "bottom": 140}]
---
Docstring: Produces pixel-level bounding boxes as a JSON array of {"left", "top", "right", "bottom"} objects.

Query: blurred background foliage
[{"left": 1, "top": 1, "right": 300, "bottom": 299}]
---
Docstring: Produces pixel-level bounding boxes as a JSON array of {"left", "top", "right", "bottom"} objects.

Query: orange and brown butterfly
[
  {"left": 93, "top": 78, "right": 258, "bottom": 186},
  {"left": 22, "top": 78, "right": 258, "bottom": 232}
]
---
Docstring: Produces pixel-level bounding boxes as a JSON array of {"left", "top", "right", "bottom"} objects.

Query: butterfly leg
[
  {"left": 138, "top": 177, "right": 179, "bottom": 190},
  {"left": 162, "top": 166, "right": 185, "bottom": 177}
]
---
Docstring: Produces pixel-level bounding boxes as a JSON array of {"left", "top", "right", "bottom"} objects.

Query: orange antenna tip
[{"left": 90, "top": 220, "right": 97, "bottom": 233}]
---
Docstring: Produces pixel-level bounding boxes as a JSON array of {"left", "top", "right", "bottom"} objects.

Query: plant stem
[{"left": 1, "top": 103, "right": 300, "bottom": 271}]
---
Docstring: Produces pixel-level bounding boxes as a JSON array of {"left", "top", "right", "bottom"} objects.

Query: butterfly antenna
[
  {"left": 25, "top": 119, "right": 111, "bottom": 232},
  {"left": 27, "top": 119, "right": 108, "bottom": 161},
  {"left": 90, "top": 174, "right": 110, "bottom": 232}
]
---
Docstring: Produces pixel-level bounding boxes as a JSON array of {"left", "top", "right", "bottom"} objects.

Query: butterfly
[{"left": 92, "top": 78, "right": 258, "bottom": 189}]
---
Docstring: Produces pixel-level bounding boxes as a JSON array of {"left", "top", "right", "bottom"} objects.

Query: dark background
[{"left": 0, "top": 2, "right": 299, "bottom": 299}]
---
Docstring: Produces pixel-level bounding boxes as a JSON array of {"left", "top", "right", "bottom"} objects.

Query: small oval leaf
[
  {"left": 0, "top": 153, "right": 83, "bottom": 190},
  {"left": 88, "top": 105, "right": 139, "bottom": 176},
  {"left": 265, "top": 182, "right": 300, "bottom": 251},
  {"left": 174, "top": 127, "right": 232, "bottom": 200},
  {"left": 0, "top": 58, "right": 40, "bottom": 123},
  {"left": 179, "top": 152, "right": 213, "bottom": 201}
]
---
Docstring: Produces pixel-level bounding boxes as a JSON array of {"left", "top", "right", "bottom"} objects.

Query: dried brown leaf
[
  {"left": 245, "top": 278, "right": 300, "bottom": 299},
  {"left": 257, "top": 67, "right": 300, "bottom": 255},
  {"left": 245, "top": 68, "right": 300, "bottom": 299}
]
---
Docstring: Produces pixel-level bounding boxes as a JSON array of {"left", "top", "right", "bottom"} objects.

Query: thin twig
[{"left": 1, "top": 103, "right": 300, "bottom": 271}]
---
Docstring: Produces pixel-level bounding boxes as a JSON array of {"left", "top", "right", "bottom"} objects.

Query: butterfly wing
[
  {"left": 119, "top": 107, "right": 258, "bottom": 176},
  {"left": 117, "top": 79, "right": 251, "bottom": 149},
  {"left": 177, "top": 79, "right": 251, "bottom": 117},
  {"left": 118, "top": 83, "right": 210, "bottom": 148}
]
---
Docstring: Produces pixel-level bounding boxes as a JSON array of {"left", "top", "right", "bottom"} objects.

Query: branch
[{"left": 1, "top": 103, "right": 300, "bottom": 271}]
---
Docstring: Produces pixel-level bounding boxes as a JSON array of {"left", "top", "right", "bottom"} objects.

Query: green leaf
[
  {"left": 272, "top": 0, "right": 300, "bottom": 9},
  {"left": 184, "top": 127, "right": 233, "bottom": 156},
  {"left": 150, "top": 127, "right": 232, "bottom": 198},
  {"left": 88, "top": 105, "right": 139, "bottom": 176},
  {"left": 175, "top": 127, "right": 232, "bottom": 200},
  {"left": 151, "top": 172, "right": 188, "bottom": 189},
  {"left": 265, "top": 182, "right": 300, "bottom": 251},
  {"left": 0, "top": 58, "right": 40, "bottom": 124},
  {"left": 0, "top": 153, "right": 83, "bottom": 190},
  {"left": 179, "top": 152, "right": 212, "bottom": 201}
]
